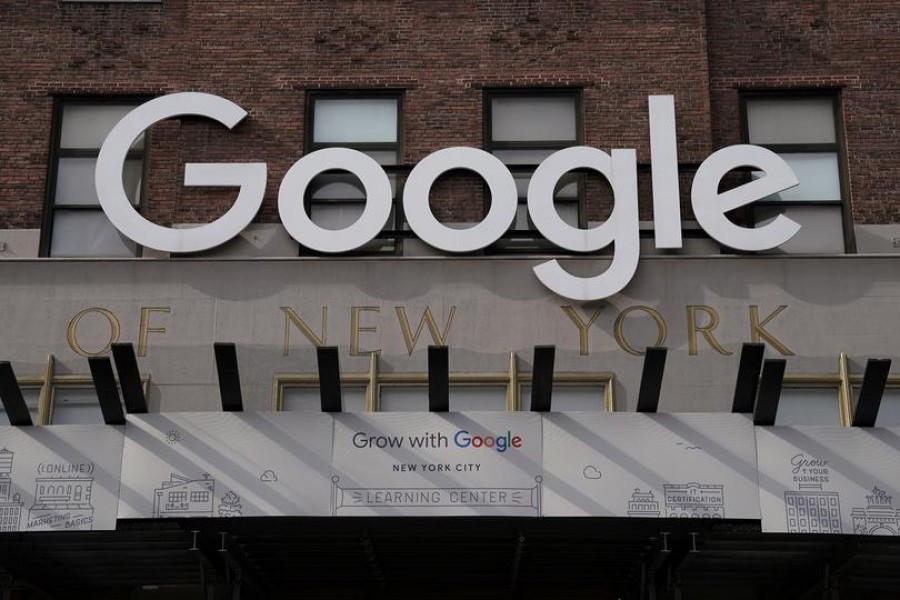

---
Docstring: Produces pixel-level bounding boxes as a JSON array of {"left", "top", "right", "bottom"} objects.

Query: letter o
[
  {"left": 614, "top": 305, "right": 668, "bottom": 356},
  {"left": 279, "top": 148, "right": 392, "bottom": 253},
  {"left": 404, "top": 148, "right": 517, "bottom": 252},
  {"left": 67, "top": 308, "right": 121, "bottom": 357}
]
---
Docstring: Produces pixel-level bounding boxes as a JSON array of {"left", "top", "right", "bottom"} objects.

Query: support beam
[
  {"left": 753, "top": 359, "right": 786, "bottom": 426},
  {"left": 428, "top": 345, "right": 449, "bottom": 412},
  {"left": 214, "top": 343, "right": 243, "bottom": 412},
  {"left": 316, "top": 346, "right": 342, "bottom": 413},
  {"left": 88, "top": 357, "right": 126, "bottom": 425},
  {"left": 0, "top": 362, "right": 33, "bottom": 426},
  {"left": 637, "top": 347, "right": 668, "bottom": 413},
  {"left": 111, "top": 343, "right": 148, "bottom": 414},
  {"left": 732, "top": 343, "right": 765, "bottom": 414},
  {"left": 530, "top": 345, "right": 555, "bottom": 412},
  {"left": 509, "top": 533, "right": 525, "bottom": 590},
  {"left": 852, "top": 358, "right": 892, "bottom": 427}
]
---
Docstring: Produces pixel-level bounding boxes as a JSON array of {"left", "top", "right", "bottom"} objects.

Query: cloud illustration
[
  {"left": 582, "top": 465, "right": 603, "bottom": 480},
  {"left": 260, "top": 470, "right": 278, "bottom": 482}
]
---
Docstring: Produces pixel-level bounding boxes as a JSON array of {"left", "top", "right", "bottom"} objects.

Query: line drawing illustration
[
  {"left": 218, "top": 490, "right": 243, "bottom": 517},
  {"left": 0, "top": 449, "right": 23, "bottom": 532},
  {"left": 627, "top": 488, "right": 660, "bottom": 518},
  {"left": 152, "top": 473, "right": 215, "bottom": 518},
  {"left": 783, "top": 453, "right": 841, "bottom": 533},
  {"left": 164, "top": 429, "right": 181, "bottom": 445},
  {"left": 28, "top": 474, "right": 95, "bottom": 531},
  {"left": 663, "top": 483, "right": 724, "bottom": 518},
  {"left": 784, "top": 484, "right": 841, "bottom": 533},
  {"left": 330, "top": 476, "right": 542, "bottom": 516},
  {"left": 582, "top": 465, "right": 602, "bottom": 480},
  {"left": 851, "top": 487, "right": 900, "bottom": 536}
]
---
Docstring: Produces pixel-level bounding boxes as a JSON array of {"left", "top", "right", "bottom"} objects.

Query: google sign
[{"left": 95, "top": 93, "right": 801, "bottom": 301}]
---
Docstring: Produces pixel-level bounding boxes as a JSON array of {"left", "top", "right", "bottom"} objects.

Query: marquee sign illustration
[
  {"left": 756, "top": 426, "right": 900, "bottom": 535},
  {"left": 541, "top": 413, "right": 761, "bottom": 519},
  {"left": 330, "top": 412, "right": 543, "bottom": 516},
  {"left": 118, "top": 412, "right": 334, "bottom": 518},
  {"left": 0, "top": 412, "right": 891, "bottom": 533},
  {"left": 0, "top": 425, "right": 123, "bottom": 532}
]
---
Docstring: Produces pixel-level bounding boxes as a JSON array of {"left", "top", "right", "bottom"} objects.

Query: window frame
[
  {"left": 516, "top": 372, "right": 613, "bottom": 412},
  {"left": 2, "top": 377, "right": 44, "bottom": 426},
  {"left": 739, "top": 90, "right": 855, "bottom": 253},
  {"left": 47, "top": 374, "right": 151, "bottom": 425},
  {"left": 273, "top": 352, "right": 615, "bottom": 413},
  {"left": 850, "top": 374, "right": 900, "bottom": 427},
  {"left": 483, "top": 89, "right": 585, "bottom": 252},
  {"left": 41, "top": 96, "right": 152, "bottom": 258},
  {"left": 774, "top": 374, "right": 846, "bottom": 427},
  {"left": 303, "top": 90, "right": 405, "bottom": 256}
]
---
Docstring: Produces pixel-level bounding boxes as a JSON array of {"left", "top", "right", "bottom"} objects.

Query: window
[
  {"left": 518, "top": 385, "right": 608, "bottom": 411},
  {"left": 281, "top": 385, "right": 368, "bottom": 413},
  {"left": 775, "top": 387, "right": 842, "bottom": 426},
  {"left": 875, "top": 388, "right": 900, "bottom": 427},
  {"left": 43, "top": 101, "right": 146, "bottom": 257},
  {"left": 378, "top": 383, "right": 509, "bottom": 412},
  {"left": 743, "top": 93, "right": 850, "bottom": 253},
  {"left": 851, "top": 378, "right": 900, "bottom": 427},
  {"left": 485, "top": 91, "right": 581, "bottom": 251},
  {"left": 305, "top": 92, "right": 402, "bottom": 254},
  {"left": 49, "top": 387, "right": 105, "bottom": 424},
  {"left": 190, "top": 491, "right": 210, "bottom": 503},
  {"left": 774, "top": 375, "right": 845, "bottom": 426},
  {"left": 0, "top": 386, "right": 40, "bottom": 425},
  {"left": 273, "top": 362, "right": 613, "bottom": 413}
]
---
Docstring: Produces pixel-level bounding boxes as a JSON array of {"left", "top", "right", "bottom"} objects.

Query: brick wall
[
  {"left": 706, "top": 0, "right": 900, "bottom": 225},
  {"left": 0, "top": 0, "right": 711, "bottom": 237},
  {"left": 6, "top": 2, "right": 898, "bottom": 240}
]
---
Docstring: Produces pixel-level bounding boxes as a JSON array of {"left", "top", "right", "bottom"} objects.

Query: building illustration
[
  {"left": 784, "top": 484, "right": 842, "bottom": 534},
  {"left": 152, "top": 474, "right": 215, "bottom": 518},
  {"left": 664, "top": 483, "right": 724, "bottom": 518},
  {"left": 0, "top": 449, "right": 23, "bottom": 532},
  {"left": 27, "top": 476, "right": 95, "bottom": 531},
  {"left": 627, "top": 488, "right": 661, "bottom": 518},
  {"left": 851, "top": 487, "right": 900, "bottom": 536}
]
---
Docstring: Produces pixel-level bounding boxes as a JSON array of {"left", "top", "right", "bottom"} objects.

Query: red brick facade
[{"left": 1, "top": 1, "right": 897, "bottom": 235}]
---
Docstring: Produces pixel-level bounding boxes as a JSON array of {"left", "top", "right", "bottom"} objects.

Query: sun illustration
[{"left": 164, "top": 429, "right": 181, "bottom": 445}]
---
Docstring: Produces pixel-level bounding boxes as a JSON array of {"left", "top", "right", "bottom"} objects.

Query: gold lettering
[
  {"left": 686, "top": 305, "right": 732, "bottom": 356},
  {"left": 614, "top": 305, "right": 667, "bottom": 356},
  {"left": 281, "top": 307, "right": 327, "bottom": 356},
  {"left": 395, "top": 306, "right": 457, "bottom": 355},
  {"left": 350, "top": 306, "right": 380, "bottom": 356},
  {"left": 138, "top": 307, "right": 170, "bottom": 357},
  {"left": 561, "top": 305, "right": 604, "bottom": 356},
  {"left": 750, "top": 305, "right": 794, "bottom": 356},
  {"left": 66, "top": 308, "right": 121, "bottom": 357}
]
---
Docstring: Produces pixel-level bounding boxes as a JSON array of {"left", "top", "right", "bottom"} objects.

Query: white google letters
[
  {"left": 96, "top": 93, "right": 267, "bottom": 254},
  {"left": 95, "top": 92, "right": 800, "bottom": 300}
]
